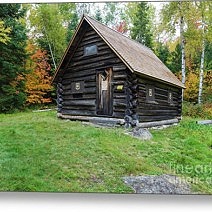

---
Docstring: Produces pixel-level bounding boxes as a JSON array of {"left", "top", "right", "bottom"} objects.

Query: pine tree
[
  {"left": 66, "top": 12, "right": 79, "bottom": 43},
  {"left": 104, "top": 2, "right": 116, "bottom": 26},
  {"left": 169, "top": 43, "right": 182, "bottom": 74},
  {"left": 95, "top": 6, "right": 103, "bottom": 23},
  {"left": 155, "top": 42, "right": 170, "bottom": 67},
  {"left": 0, "top": 4, "right": 28, "bottom": 112},
  {"left": 128, "top": 2, "right": 153, "bottom": 48}
]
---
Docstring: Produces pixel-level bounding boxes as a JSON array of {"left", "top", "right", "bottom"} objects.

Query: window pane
[
  {"left": 168, "top": 91, "right": 173, "bottom": 104},
  {"left": 149, "top": 88, "right": 152, "bottom": 96},
  {"left": 146, "top": 85, "right": 155, "bottom": 102},
  {"left": 169, "top": 92, "right": 172, "bottom": 100},
  {"left": 84, "top": 45, "right": 97, "bottom": 56}
]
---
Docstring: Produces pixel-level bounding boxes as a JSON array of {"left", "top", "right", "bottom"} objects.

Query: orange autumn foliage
[
  {"left": 25, "top": 43, "right": 53, "bottom": 105},
  {"left": 113, "top": 21, "right": 128, "bottom": 34}
]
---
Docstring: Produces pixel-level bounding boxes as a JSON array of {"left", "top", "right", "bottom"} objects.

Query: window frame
[
  {"left": 71, "top": 81, "right": 85, "bottom": 94},
  {"left": 168, "top": 90, "right": 174, "bottom": 105},
  {"left": 145, "top": 84, "right": 157, "bottom": 104},
  {"left": 83, "top": 44, "right": 98, "bottom": 57}
]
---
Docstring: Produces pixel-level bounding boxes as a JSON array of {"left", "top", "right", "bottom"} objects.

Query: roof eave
[{"left": 134, "top": 70, "right": 186, "bottom": 89}]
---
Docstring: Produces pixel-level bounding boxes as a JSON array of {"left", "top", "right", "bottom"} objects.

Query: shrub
[{"left": 183, "top": 101, "right": 212, "bottom": 119}]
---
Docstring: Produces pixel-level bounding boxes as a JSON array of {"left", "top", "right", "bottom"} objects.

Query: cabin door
[{"left": 96, "top": 67, "right": 113, "bottom": 116}]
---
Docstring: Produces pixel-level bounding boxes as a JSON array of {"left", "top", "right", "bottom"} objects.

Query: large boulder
[{"left": 130, "top": 127, "right": 153, "bottom": 140}]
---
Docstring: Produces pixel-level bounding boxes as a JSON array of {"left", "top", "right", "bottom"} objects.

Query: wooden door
[{"left": 96, "top": 67, "right": 113, "bottom": 116}]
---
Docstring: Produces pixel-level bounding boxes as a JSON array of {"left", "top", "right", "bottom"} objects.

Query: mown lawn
[{"left": 0, "top": 110, "right": 211, "bottom": 194}]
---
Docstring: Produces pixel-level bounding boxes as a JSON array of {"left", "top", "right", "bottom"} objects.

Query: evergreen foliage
[
  {"left": 95, "top": 6, "right": 103, "bottom": 23},
  {"left": 128, "top": 2, "right": 153, "bottom": 48},
  {"left": 66, "top": 12, "right": 79, "bottom": 43},
  {"left": 0, "top": 4, "right": 28, "bottom": 112},
  {"left": 0, "top": 20, "right": 11, "bottom": 44}
]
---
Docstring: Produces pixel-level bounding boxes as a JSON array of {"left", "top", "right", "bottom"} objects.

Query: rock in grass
[
  {"left": 196, "top": 120, "right": 212, "bottom": 125},
  {"left": 122, "top": 174, "right": 191, "bottom": 194},
  {"left": 131, "top": 128, "right": 153, "bottom": 140}
]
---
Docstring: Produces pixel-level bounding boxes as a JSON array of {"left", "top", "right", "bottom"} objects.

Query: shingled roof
[{"left": 53, "top": 15, "right": 185, "bottom": 88}]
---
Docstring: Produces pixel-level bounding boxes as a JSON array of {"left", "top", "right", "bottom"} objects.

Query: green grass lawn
[{"left": 0, "top": 110, "right": 211, "bottom": 194}]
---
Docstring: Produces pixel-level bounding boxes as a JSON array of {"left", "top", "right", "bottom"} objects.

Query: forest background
[{"left": 0, "top": 1, "right": 211, "bottom": 118}]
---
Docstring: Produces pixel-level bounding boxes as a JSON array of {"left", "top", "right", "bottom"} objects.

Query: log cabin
[{"left": 52, "top": 15, "right": 185, "bottom": 127}]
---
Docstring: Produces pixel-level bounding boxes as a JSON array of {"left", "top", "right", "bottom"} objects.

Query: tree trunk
[
  {"left": 180, "top": 18, "right": 186, "bottom": 86},
  {"left": 47, "top": 40, "right": 57, "bottom": 71},
  {"left": 198, "top": 15, "right": 205, "bottom": 104},
  {"left": 43, "top": 24, "right": 57, "bottom": 70},
  {"left": 198, "top": 37, "right": 205, "bottom": 104},
  {"left": 179, "top": 2, "right": 186, "bottom": 101}
]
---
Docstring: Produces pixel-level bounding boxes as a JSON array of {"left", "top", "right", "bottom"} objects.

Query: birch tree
[
  {"left": 28, "top": 3, "right": 77, "bottom": 70},
  {"left": 198, "top": 20, "right": 205, "bottom": 104},
  {"left": 184, "top": 1, "right": 211, "bottom": 103},
  {"left": 179, "top": 2, "right": 186, "bottom": 86},
  {"left": 160, "top": 2, "right": 190, "bottom": 89},
  {"left": 160, "top": 1, "right": 201, "bottom": 102},
  {"left": 197, "top": 2, "right": 212, "bottom": 104}
]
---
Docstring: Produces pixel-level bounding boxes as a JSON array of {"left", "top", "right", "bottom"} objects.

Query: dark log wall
[
  {"left": 112, "top": 65, "right": 128, "bottom": 118},
  {"left": 57, "top": 24, "right": 128, "bottom": 118},
  {"left": 123, "top": 69, "right": 182, "bottom": 125},
  {"left": 136, "top": 74, "right": 182, "bottom": 122}
]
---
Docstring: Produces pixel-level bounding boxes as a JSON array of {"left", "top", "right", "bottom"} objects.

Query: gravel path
[{"left": 122, "top": 174, "right": 192, "bottom": 194}]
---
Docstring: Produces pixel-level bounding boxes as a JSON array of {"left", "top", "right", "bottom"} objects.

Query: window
[
  {"left": 71, "top": 81, "right": 84, "bottom": 94},
  {"left": 84, "top": 44, "right": 97, "bottom": 56},
  {"left": 146, "top": 85, "right": 155, "bottom": 102},
  {"left": 168, "top": 91, "right": 174, "bottom": 105}
]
